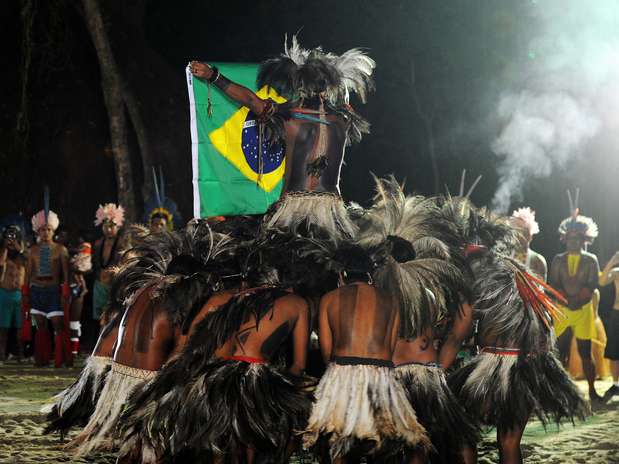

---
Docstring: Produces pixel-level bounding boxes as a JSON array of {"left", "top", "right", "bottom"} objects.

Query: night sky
[{"left": 2, "top": 0, "right": 619, "bottom": 267}]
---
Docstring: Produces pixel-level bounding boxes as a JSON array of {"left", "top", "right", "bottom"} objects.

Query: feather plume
[{"left": 94, "top": 203, "right": 125, "bottom": 227}]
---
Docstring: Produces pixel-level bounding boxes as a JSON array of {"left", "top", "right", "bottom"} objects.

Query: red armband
[
  {"left": 463, "top": 244, "right": 486, "bottom": 258},
  {"left": 61, "top": 282, "right": 70, "bottom": 298}
]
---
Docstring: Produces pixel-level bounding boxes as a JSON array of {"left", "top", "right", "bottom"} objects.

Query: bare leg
[
  {"left": 0, "top": 328, "right": 7, "bottom": 361},
  {"left": 604, "top": 361, "right": 619, "bottom": 400},
  {"left": 246, "top": 446, "right": 255, "bottom": 464},
  {"left": 556, "top": 329, "right": 572, "bottom": 367},
  {"left": 497, "top": 419, "right": 527, "bottom": 464},
  {"left": 34, "top": 314, "right": 52, "bottom": 366},
  {"left": 462, "top": 443, "right": 478, "bottom": 464},
  {"left": 576, "top": 339, "right": 600, "bottom": 400},
  {"left": 408, "top": 449, "right": 429, "bottom": 463},
  {"left": 612, "top": 360, "right": 619, "bottom": 383}
]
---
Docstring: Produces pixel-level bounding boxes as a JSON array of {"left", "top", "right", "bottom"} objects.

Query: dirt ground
[{"left": 1, "top": 359, "right": 618, "bottom": 463}]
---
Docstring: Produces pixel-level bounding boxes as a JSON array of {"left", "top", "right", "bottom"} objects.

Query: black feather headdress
[
  {"left": 356, "top": 177, "right": 468, "bottom": 337},
  {"left": 258, "top": 35, "right": 375, "bottom": 105}
]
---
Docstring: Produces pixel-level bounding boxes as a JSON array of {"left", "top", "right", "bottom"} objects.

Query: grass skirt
[
  {"left": 119, "top": 359, "right": 313, "bottom": 464},
  {"left": 264, "top": 191, "right": 357, "bottom": 240},
  {"left": 303, "top": 362, "right": 431, "bottom": 460},
  {"left": 70, "top": 362, "right": 155, "bottom": 456},
  {"left": 395, "top": 363, "right": 480, "bottom": 463},
  {"left": 42, "top": 355, "right": 112, "bottom": 434},
  {"left": 448, "top": 351, "right": 589, "bottom": 430}
]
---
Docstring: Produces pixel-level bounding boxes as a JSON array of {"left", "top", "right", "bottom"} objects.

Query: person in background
[
  {"left": 92, "top": 204, "right": 125, "bottom": 323},
  {"left": 509, "top": 207, "right": 547, "bottom": 281},
  {"left": 599, "top": 250, "right": 619, "bottom": 400},
  {"left": 0, "top": 225, "right": 27, "bottom": 363},
  {"left": 26, "top": 209, "right": 71, "bottom": 367},
  {"left": 549, "top": 208, "right": 601, "bottom": 402},
  {"left": 69, "top": 239, "right": 92, "bottom": 356}
]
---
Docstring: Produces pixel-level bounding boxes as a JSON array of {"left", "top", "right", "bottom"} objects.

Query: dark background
[{"left": 2, "top": 0, "right": 619, "bottom": 267}]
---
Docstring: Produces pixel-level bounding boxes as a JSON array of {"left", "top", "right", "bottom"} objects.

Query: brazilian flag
[{"left": 186, "top": 63, "right": 286, "bottom": 218}]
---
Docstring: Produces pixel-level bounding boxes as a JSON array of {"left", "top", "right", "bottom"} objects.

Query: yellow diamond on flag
[{"left": 209, "top": 86, "right": 287, "bottom": 192}]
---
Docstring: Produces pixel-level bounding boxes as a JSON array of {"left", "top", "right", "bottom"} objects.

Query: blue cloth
[
  {"left": 0, "top": 288, "right": 21, "bottom": 329},
  {"left": 92, "top": 279, "right": 109, "bottom": 321},
  {"left": 30, "top": 285, "right": 62, "bottom": 318}
]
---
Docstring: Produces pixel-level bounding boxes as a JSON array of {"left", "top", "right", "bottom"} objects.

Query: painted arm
[
  {"left": 190, "top": 61, "right": 268, "bottom": 115},
  {"left": 318, "top": 294, "right": 333, "bottom": 364},
  {"left": 25, "top": 248, "right": 34, "bottom": 288},
  {"left": 439, "top": 301, "right": 474, "bottom": 369},
  {"left": 0, "top": 247, "right": 7, "bottom": 282},
  {"left": 533, "top": 254, "right": 548, "bottom": 283},
  {"left": 549, "top": 256, "right": 562, "bottom": 295},
  {"left": 289, "top": 301, "right": 309, "bottom": 376},
  {"left": 60, "top": 246, "right": 70, "bottom": 285}
]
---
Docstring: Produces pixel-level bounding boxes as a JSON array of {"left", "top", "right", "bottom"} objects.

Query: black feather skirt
[
  {"left": 42, "top": 355, "right": 112, "bottom": 434},
  {"left": 120, "top": 359, "right": 313, "bottom": 464},
  {"left": 395, "top": 363, "right": 480, "bottom": 463},
  {"left": 448, "top": 351, "right": 589, "bottom": 431}
]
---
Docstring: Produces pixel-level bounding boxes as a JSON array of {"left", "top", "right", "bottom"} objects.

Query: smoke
[{"left": 490, "top": 0, "right": 619, "bottom": 213}]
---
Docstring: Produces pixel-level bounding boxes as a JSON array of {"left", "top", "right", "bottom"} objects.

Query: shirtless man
[
  {"left": 303, "top": 249, "right": 430, "bottom": 463},
  {"left": 599, "top": 251, "right": 619, "bottom": 400},
  {"left": 72, "top": 252, "right": 214, "bottom": 456},
  {"left": 0, "top": 225, "right": 27, "bottom": 362},
  {"left": 550, "top": 214, "right": 601, "bottom": 401},
  {"left": 26, "top": 210, "right": 70, "bottom": 367},
  {"left": 510, "top": 207, "right": 547, "bottom": 281},
  {"left": 450, "top": 250, "right": 588, "bottom": 464},
  {"left": 119, "top": 284, "right": 311, "bottom": 464},
  {"left": 190, "top": 36, "right": 374, "bottom": 239},
  {"left": 392, "top": 298, "right": 478, "bottom": 464}
]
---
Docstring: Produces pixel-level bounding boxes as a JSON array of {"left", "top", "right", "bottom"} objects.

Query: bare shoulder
[
  {"left": 57, "top": 244, "right": 69, "bottom": 257},
  {"left": 551, "top": 252, "right": 567, "bottom": 266},
  {"left": 581, "top": 251, "right": 599, "bottom": 265},
  {"left": 320, "top": 287, "right": 340, "bottom": 305},
  {"left": 530, "top": 250, "right": 547, "bottom": 265},
  {"left": 277, "top": 292, "right": 308, "bottom": 311}
]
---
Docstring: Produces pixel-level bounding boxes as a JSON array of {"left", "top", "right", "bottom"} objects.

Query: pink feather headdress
[
  {"left": 94, "top": 203, "right": 125, "bottom": 227},
  {"left": 511, "top": 207, "right": 540, "bottom": 236},
  {"left": 31, "top": 210, "right": 60, "bottom": 232}
]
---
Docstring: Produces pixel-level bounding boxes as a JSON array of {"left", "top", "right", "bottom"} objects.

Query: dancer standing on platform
[{"left": 190, "top": 35, "right": 374, "bottom": 239}]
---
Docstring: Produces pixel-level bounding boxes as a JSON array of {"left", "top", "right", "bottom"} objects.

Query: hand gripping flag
[{"left": 186, "top": 63, "right": 286, "bottom": 218}]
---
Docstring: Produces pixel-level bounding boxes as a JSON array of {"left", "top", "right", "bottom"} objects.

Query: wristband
[
  {"left": 208, "top": 66, "right": 231, "bottom": 91},
  {"left": 207, "top": 66, "right": 220, "bottom": 83}
]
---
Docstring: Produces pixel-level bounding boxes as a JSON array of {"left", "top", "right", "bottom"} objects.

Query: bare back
[
  {"left": 320, "top": 282, "right": 399, "bottom": 362},
  {"left": 113, "top": 287, "right": 175, "bottom": 371},
  {"left": 170, "top": 289, "right": 238, "bottom": 358},
  {"left": 282, "top": 110, "right": 348, "bottom": 194},
  {"left": 392, "top": 328, "right": 438, "bottom": 366},
  {"left": 228, "top": 292, "right": 309, "bottom": 375}
]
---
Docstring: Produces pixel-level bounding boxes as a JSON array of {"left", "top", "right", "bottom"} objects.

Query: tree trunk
[
  {"left": 122, "top": 83, "right": 154, "bottom": 202},
  {"left": 81, "top": 0, "right": 136, "bottom": 222}
]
